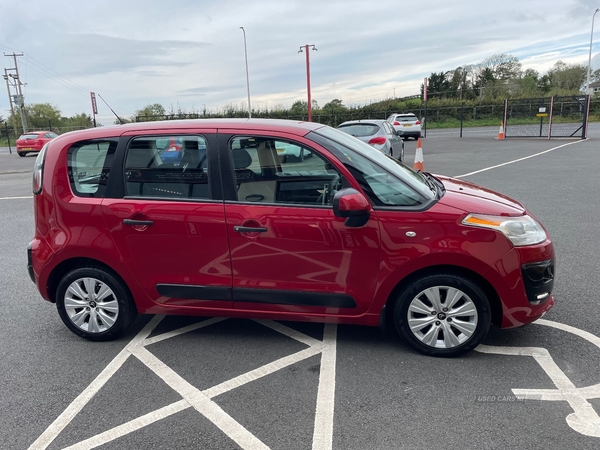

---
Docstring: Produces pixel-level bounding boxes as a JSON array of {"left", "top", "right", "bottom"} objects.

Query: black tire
[
  {"left": 17, "top": 152, "right": 26, "bottom": 157},
  {"left": 393, "top": 273, "right": 491, "bottom": 357},
  {"left": 389, "top": 147, "right": 393, "bottom": 158},
  {"left": 56, "top": 267, "right": 137, "bottom": 341}
]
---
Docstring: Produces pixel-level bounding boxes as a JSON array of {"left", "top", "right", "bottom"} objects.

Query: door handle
[
  {"left": 124, "top": 219, "right": 154, "bottom": 226},
  {"left": 234, "top": 226, "right": 268, "bottom": 233}
]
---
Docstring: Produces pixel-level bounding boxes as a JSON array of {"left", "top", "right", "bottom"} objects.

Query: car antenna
[{"left": 97, "top": 93, "right": 126, "bottom": 125}]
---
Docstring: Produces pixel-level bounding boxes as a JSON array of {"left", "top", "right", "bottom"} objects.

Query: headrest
[{"left": 232, "top": 148, "right": 252, "bottom": 169}]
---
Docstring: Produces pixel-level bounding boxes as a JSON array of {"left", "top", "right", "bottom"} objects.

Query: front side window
[
  {"left": 229, "top": 137, "right": 342, "bottom": 206},
  {"left": 124, "top": 135, "right": 209, "bottom": 200},
  {"left": 68, "top": 139, "right": 117, "bottom": 197},
  {"left": 311, "top": 127, "right": 435, "bottom": 207}
]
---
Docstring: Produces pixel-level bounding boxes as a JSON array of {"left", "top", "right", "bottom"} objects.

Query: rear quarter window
[{"left": 68, "top": 140, "right": 117, "bottom": 197}]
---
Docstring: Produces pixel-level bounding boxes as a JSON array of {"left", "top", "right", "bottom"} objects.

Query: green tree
[
  {"left": 547, "top": 61, "right": 587, "bottom": 93},
  {"left": 290, "top": 100, "right": 308, "bottom": 115},
  {"left": 481, "top": 54, "right": 522, "bottom": 80},
  {"left": 426, "top": 72, "right": 450, "bottom": 99},
  {"left": 322, "top": 99, "right": 346, "bottom": 114},
  {"left": 134, "top": 103, "right": 166, "bottom": 122},
  {"left": 62, "top": 113, "right": 94, "bottom": 129}
]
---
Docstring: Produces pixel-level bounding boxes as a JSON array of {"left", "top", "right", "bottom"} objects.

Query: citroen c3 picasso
[{"left": 28, "top": 119, "right": 555, "bottom": 356}]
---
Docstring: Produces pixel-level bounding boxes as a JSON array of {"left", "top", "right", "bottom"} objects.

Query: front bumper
[{"left": 485, "top": 240, "right": 555, "bottom": 329}]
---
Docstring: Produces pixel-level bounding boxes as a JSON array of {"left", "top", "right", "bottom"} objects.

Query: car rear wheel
[
  {"left": 17, "top": 152, "right": 25, "bottom": 157},
  {"left": 393, "top": 273, "right": 491, "bottom": 357},
  {"left": 56, "top": 267, "right": 137, "bottom": 341}
]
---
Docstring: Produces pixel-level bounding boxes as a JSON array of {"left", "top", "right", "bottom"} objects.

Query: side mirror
[{"left": 333, "top": 188, "right": 371, "bottom": 227}]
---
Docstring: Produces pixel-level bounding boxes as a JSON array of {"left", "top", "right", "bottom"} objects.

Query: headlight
[{"left": 462, "top": 214, "right": 547, "bottom": 246}]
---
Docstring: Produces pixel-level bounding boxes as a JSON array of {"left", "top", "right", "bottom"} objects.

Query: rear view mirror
[{"left": 333, "top": 188, "right": 371, "bottom": 227}]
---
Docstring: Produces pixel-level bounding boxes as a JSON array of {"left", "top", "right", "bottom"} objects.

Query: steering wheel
[{"left": 320, "top": 174, "right": 342, "bottom": 205}]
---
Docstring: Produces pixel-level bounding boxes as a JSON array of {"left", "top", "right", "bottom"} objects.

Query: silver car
[
  {"left": 337, "top": 119, "right": 404, "bottom": 161},
  {"left": 387, "top": 113, "right": 422, "bottom": 140}
]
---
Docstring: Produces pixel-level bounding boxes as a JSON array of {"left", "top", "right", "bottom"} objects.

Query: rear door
[
  {"left": 218, "top": 131, "right": 381, "bottom": 316},
  {"left": 101, "top": 130, "right": 233, "bottom": 310}
]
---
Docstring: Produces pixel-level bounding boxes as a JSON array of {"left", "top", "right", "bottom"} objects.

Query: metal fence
[{"left": 504, "top": 96, "right": 590, "bottom": 139}]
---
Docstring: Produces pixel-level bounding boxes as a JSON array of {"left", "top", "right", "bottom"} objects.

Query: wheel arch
[
  {"left": 46, "top": 257, "right": 136, "bottom": 312},
  {"left": 383, "top": 264, "right": 502, "bottom": 328}
]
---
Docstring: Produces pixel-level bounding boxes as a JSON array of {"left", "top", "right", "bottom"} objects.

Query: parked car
[
  {"left": 28, "top": 119, "right": 555, "bottom": 357},
  {"left": 156, "top": 137, "right": 183, "bottom": 164},
  {"left": 16, "top": 131, "right": 58, "bottom": 157},
  {"left": 337, "top": 119, "right": 404, "bottom": 161},
  {"left": 387, "top": 113, "right": 421, "bottom": 139}
]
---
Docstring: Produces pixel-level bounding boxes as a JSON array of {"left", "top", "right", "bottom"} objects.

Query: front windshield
[{"left": 312, "top": 126, "right": 435, "bottom": 205}]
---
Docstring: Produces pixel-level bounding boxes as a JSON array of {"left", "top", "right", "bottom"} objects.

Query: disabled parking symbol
[{"left": 476, "top": 318, "right": 600, "bottom": 438}]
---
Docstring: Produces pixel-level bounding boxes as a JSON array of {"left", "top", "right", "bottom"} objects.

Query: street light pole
[
  {"left": 586, "top": 8, "right": 600, "bottom": 94},
  {"left": 240, "top": 27, "right": 251, "bottom": 118},
  {"left": 298, "top": 45, "right": 317, "bottom": 121}
]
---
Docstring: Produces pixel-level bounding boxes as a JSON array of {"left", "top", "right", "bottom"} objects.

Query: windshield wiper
[{"left": 421, "top": 172, "right": 445, "bottom": 197}]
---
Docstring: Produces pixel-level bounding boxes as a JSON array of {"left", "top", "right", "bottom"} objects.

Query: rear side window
[
  {"left": 124, "top": 135, "right": 209, "bottom": 200},
  {"left": 68, "top": 140, "right": 117, "bottom": 197}
]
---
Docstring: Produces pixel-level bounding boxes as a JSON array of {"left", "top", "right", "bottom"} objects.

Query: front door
[
  {"left": 221, "top": 133, "right": 381, "bottom": 316},
  {"left": 102, "top": 133, "right": 233, "bottom": 310}
]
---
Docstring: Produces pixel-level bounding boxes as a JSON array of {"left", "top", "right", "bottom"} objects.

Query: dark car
[
  {"left": 28, "top": 119, "right": 555, "bottom": 356},
  {"left": 16, "top": 131, "right": 58, "bottom": 157}
]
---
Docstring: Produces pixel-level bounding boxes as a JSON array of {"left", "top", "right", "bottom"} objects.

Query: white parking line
[
  {"left": 0, "top": 196, "right": 32, "bottom": 200},
  {"left": 312, "top": 324, "right": 337, "bottom": 450},
  {"left": 28, "top": 315, "right": 165, "bottom": 450},
  {"left": 455, "top": 140, "right": 584, "bottom": 178},
  {"left": 132, "top": 345, "right": 271, "bottom": 450},
  {"left": 29, "top": 317, "right": 339, "bottom": 450},
  {"left": 476, "top": 318, "right": 600, "bottom": 438}
]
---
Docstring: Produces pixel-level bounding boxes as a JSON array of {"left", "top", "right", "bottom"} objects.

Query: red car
[
  {"left": 27, "top": 119, "right": 555, "bottom": 356},
  {"left": 16, "top": 131, "right": 58, "bottom": 157}
]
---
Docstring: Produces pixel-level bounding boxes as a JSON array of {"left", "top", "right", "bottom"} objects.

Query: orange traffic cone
[
  {"left": 413, "top": 138, "right": 425, "bottom": 172},
  {"left": 497, "top": 122, "right": 505, "bottom": 140}
]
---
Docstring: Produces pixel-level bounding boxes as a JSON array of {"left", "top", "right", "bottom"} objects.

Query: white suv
[{"left": 387, "top": 113, "right": 421, "bottom": 140}]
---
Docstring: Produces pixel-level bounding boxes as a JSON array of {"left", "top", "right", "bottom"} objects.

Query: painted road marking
[
  {"left": 29, "top": 317, "right": 338, "bottom": 450},
  {"left": 0, "top": 196, "right": 32, "bottom": 200},
  {"left": 455, "top": 140, "right": 584, "bottom": 178},
  {"left": 476, "top": 318, "right": 600, "bottom": 438}
]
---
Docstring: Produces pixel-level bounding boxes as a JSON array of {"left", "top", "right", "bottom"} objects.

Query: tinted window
[
  {"left": 20, "top": 134, "right": 40, "bottom": 140},
  {"left": 396, "top": 115, "right": 418, "bottom": 122},
  {"left": 124, "top": 136, "right": 209, "bottom": 200},
  {"left": 68, "top": 140, "right": 117, "bottom": 197},
  {"left": 338, "top": 124, "right": 380, "bottom": 137},
  {"left": 230, "top": 137, "right": 342, "bottom": 206}
]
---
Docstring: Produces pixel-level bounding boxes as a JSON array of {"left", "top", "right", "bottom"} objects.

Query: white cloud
[{"left": 1, "top": 0, "right": 599, "bottom": 125}]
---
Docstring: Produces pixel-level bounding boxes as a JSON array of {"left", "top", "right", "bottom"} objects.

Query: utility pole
[
  {"left": 3, "top": 68, "right": 18, "bottom": 136},
  {"left": 298, "top": 45, "right": 317, "bottom": 121},
  {"left": 4, "top": 52, "right": 27, "bottom": 133}
]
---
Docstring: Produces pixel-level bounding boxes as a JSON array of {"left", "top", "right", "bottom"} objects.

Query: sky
[{"left": 1, "top": 0, "right": 600, "bottom": 125}]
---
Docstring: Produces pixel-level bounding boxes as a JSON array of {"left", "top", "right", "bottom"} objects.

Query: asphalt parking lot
[{"left": 1, "top": 125, "right": 600, "bottom": 450}]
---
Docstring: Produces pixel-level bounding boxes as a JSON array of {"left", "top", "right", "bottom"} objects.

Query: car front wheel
[
  {"left": 56, "top": 267, "right": 137, "bottom": 341},
  {"left": 393, "top": 273, "right": 491, "bottom": 357}
]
